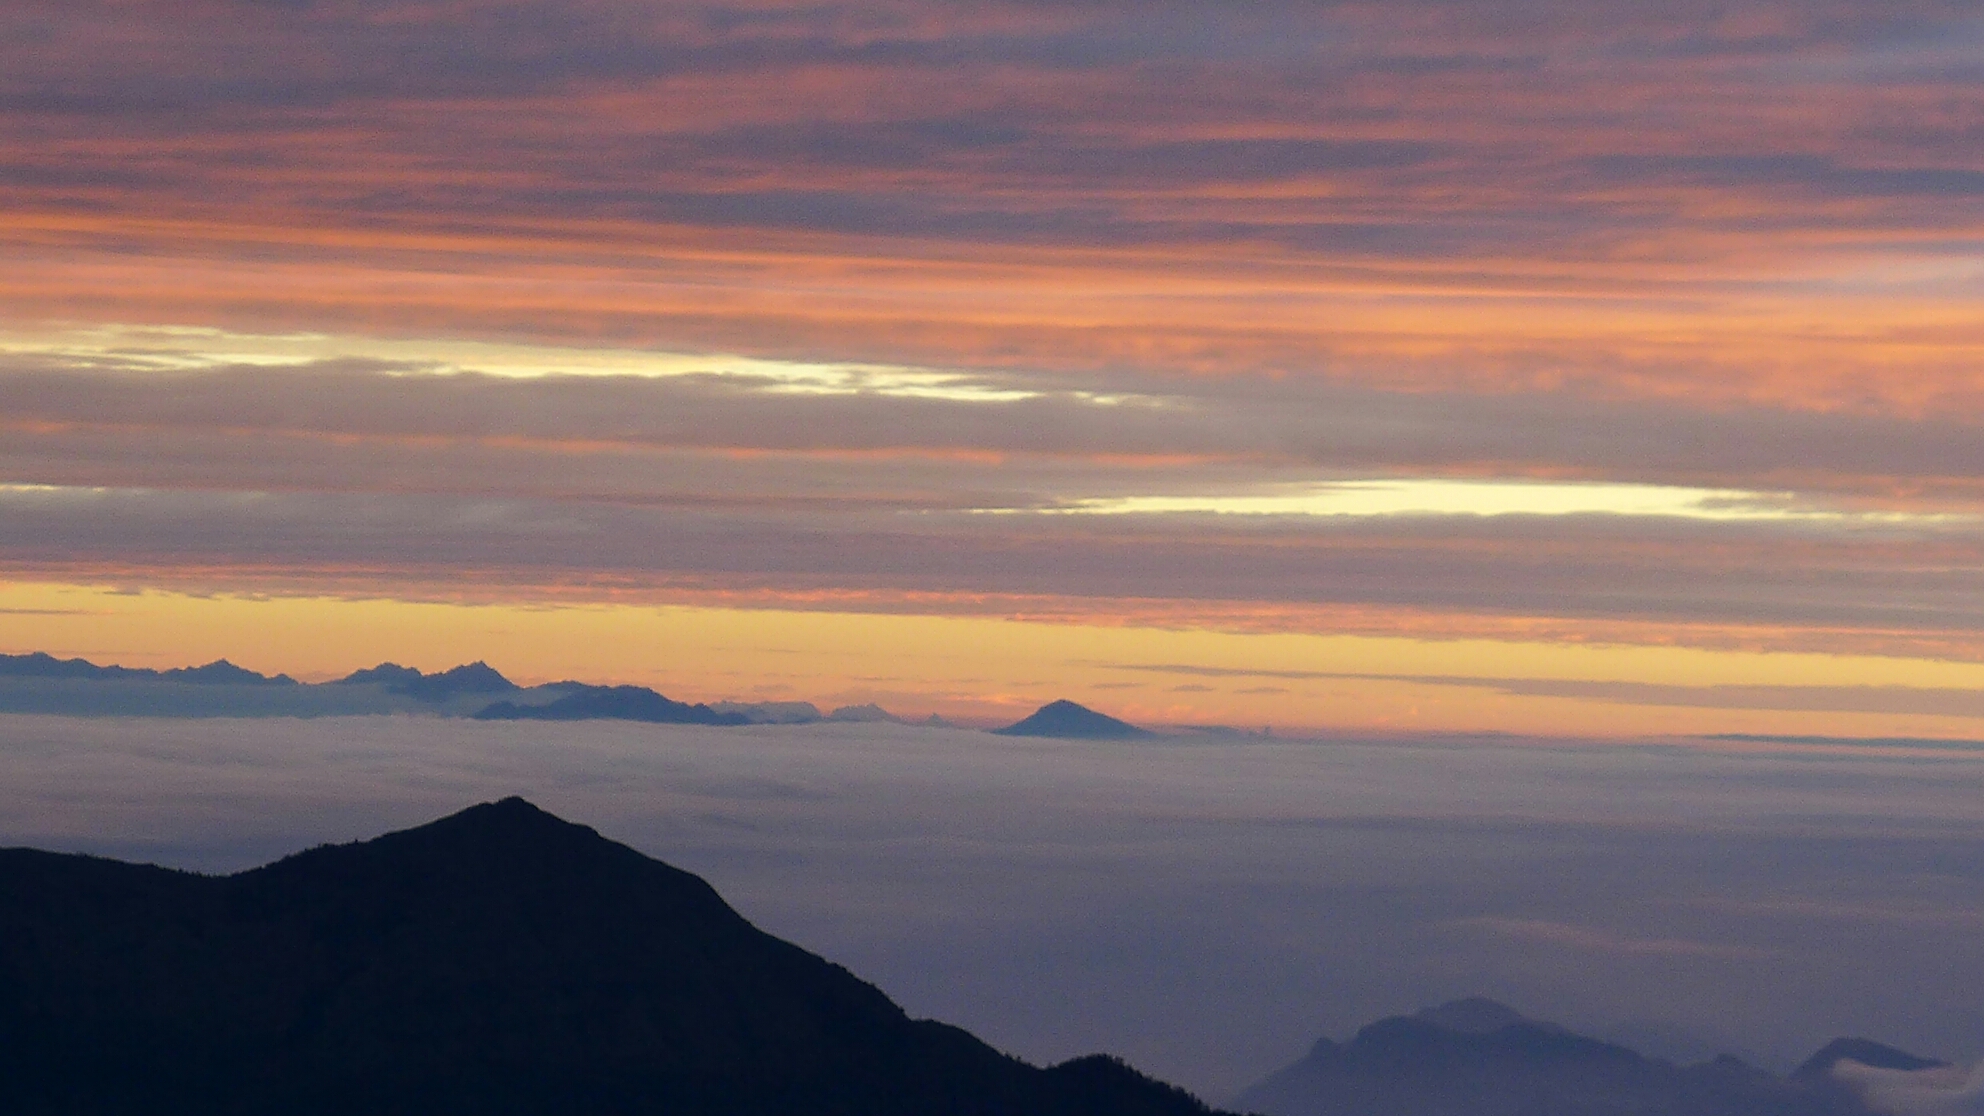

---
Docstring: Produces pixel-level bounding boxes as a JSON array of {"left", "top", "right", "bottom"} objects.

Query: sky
[
  {"left": 7, "top": 9, "right": 1984, "bottom": 1110},
  {"left": 4, "top": 2, "right": 1984, "bottom": 729},
  {"left": 5, "top": 716, "right": 1982, "bottom": 1102}
]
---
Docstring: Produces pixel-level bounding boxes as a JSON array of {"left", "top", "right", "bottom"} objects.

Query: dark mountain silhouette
[
  {"left": 163, "top": 658, "right": 298, "bottom": 685},
  {"left": 827, "top": 702, "right": 904, "bottom": 723},
  {"left": 710, "top": 700, "right": 823, "bottom": 724},
  {"left": 1233, "top": 998, "right": 1891, "bottom": 1116},
  {"left": 0, "top": 651, "right": 154, "bottom": 681},
  {"left": 340, "top": 661, "right": 426, "bottom": 685},
  {"left": 342, "top": 661, "right": 517, "bottom": 701},
  {"left": 0, "top": 650, "right": 941, "bottom": 725},
  {"left": 993, "top": 699, "right": 1153, "bottom": 739},
  {"left": 0, "top": 652, "right": 293, "bottom": 686},
  {"left": 1793, "top": 1037, "right": 1946, "bottom": 1080},
  {"left": 472, "top": 684, "right": 749, "bottom": 725},
  {"left": 0, "top": 798, "right": 1227, "bottom": 1116},
  {"left": 1411, "top": 996, "right": 1554, "bottom": 1035}
]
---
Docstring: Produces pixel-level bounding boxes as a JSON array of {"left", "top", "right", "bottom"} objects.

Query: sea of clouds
[{"left": 1, "top": 714, "right": 1979, "bottom": 1102}]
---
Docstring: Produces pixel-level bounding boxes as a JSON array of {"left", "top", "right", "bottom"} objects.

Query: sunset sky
[{"left": 5, "top": 0, "right": 1984, "bottom": 733}]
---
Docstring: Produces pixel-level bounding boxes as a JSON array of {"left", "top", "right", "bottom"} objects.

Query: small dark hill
[
  {"left": 1793, "top": 1037, "right": 1945, "bottom": 1081},
  {"left": 993, "top": 700, "right": 1152, "bottom": 739},
  {"left": 0, "top": 798, "right": 1227, "bottom": 1116},
  {"left": 472, "top": 684, "right": 748, "bottom": 725},
  {"left": 1233, "top": 999, "right": 1878, "bottom": 1116}
]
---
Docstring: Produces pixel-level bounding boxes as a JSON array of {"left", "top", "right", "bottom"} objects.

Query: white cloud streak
[{"left": 1839, "top": 1061, "right": 1984, "bottom": 1116}]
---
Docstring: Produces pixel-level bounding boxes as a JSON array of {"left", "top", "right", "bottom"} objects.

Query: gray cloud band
[
  {"left": 5, "top": 482, "right": 1984, "bottom": 642},
  {"left": 4, "top": 351, "right": 1984, "bottom": 643},
  {"left": 1107, "top": 665, "right": 1984, "bottom": 721},
  {"left": 4, "top": 361, "right": 1984, "bottom": 497},
  {"left": 2, "top": 2, "right": 1980, "bottom": 261}
]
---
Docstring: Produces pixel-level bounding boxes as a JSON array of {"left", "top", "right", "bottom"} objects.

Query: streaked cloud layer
[{"left": 3, "top": 1, "right": 1982, "bottom": 728}]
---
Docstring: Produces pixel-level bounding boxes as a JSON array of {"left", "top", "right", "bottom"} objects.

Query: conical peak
[
  {"left": 992, "top": 700, "right": 1152, "bottom": 739},
  {"left": 416, "top": 796, "right": 590, "bottom": 842}
]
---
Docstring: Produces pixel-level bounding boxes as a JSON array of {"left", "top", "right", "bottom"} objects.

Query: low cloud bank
[
  {"left": 1840, "top": 1061, "right": 1984, "bottom": 1116},
  {"left": 1, "top": 716, "right": 1981, "bottom": 1097}
]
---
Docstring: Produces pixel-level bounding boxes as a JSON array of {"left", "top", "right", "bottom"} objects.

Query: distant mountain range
[
  {"left": 1232, "top": 997, "right": 1939, "bottom": 1116},
  {"left": 0, "top": 798, "right": 1226, "bottom": 1116},
  {"left": 341, "top": 660, "right": 516, "bottom": 700},
  {"left": 472, "top": 683, "right": 750, "bottom": 725},
  {"left": 0, "top": 652, "right": 916, "bottom": 724},
  {"left": 0, "top": 650, "right": 300, "bottom": 686},
  {"left": 0, "top": 653, "right": 1151, "bottom": 736}
]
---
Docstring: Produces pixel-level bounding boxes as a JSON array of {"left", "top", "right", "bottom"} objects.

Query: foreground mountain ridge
[{"left": 0, "top": 798, "right": 1224, "bottom": 1116}]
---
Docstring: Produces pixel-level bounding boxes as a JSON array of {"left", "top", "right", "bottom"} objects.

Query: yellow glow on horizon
[{"left": 7, "top": 579, "right": 1984, "bottom": 740}]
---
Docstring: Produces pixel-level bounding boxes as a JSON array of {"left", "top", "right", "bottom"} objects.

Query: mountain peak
[
  {"left": 826, "top": 702, "right": 900, "bottom": 723},
  {"left": 380, "top": 794, "right": 596, "bottom": 847},
  {"left": 339, "top": 660, "right": 516, "bottom": 699},
  {"left": 1413, "top": 997, "right": 1532, "bottom": 1034},
  {"left": 1793, "top": 1036, "right": 1945, "bottom": 1080},
  {"left": 340, "top": 661, "right": 424, "bottom": 684},
  {"left": 473, "top": 683, "right": 748, "bottom": 725},
  {"left": 1235, "top": 1002, "right": 1833, "bottom": 1116},
  {"left": 431, "top": 660, "right": 514, "bottom": 689},
  {"left": 459, "top": 794, "right": 557, "bottom": 824},
  {"left": 992, "top": 699, "right": 1153, "bottom": 739},
  {"left": 163, "top": 658, "right": 297, "bottom": 685},
  {"left": 0, "top": 800, "right": 1227, "bottom": 1116},
  {"left": 249, "top": 795, "right": 635, "bottom": 891}
]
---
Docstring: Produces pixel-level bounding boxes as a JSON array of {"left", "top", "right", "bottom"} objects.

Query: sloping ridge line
[{"left": 0, "top": 797, "right": 1221, "bottom": 1116}]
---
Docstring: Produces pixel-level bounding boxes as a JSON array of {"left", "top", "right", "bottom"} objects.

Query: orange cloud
[{"left": 4, "top": 0, "right": 1984, "bottom": 723}]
